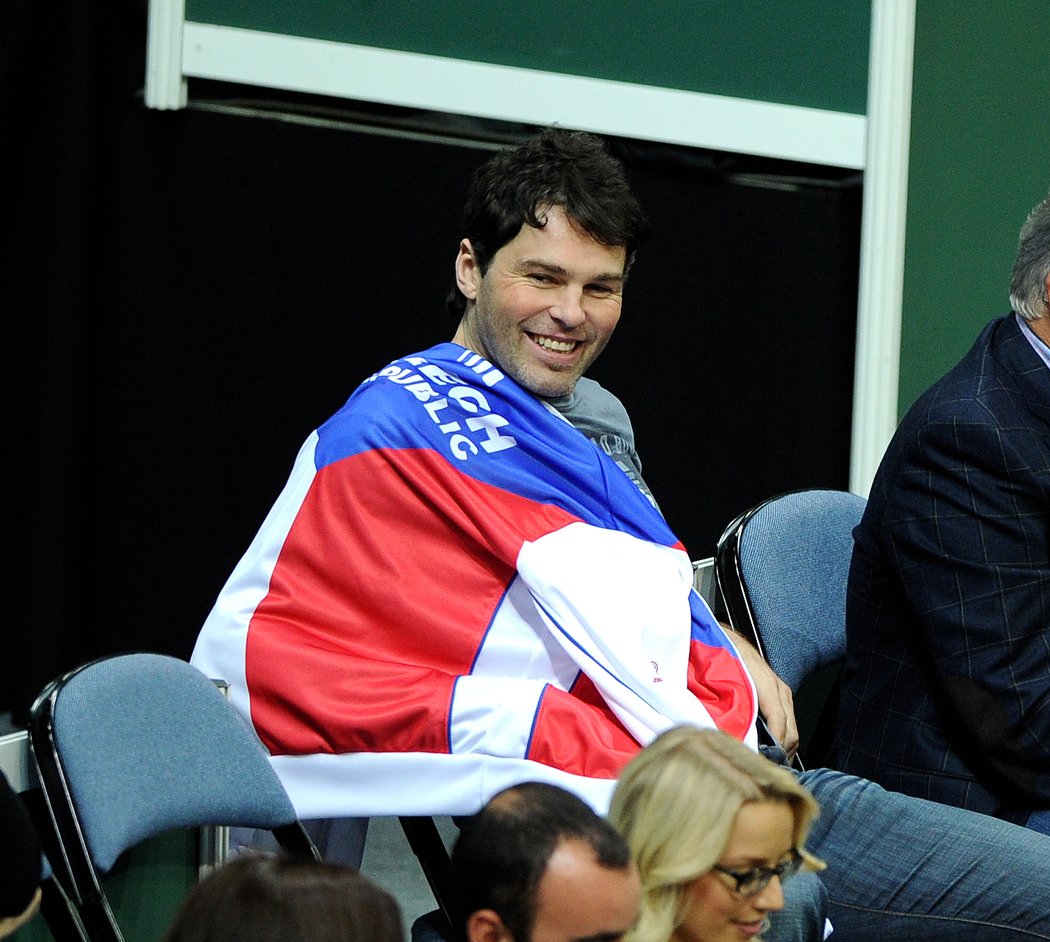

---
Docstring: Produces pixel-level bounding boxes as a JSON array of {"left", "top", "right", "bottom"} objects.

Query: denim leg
[
  {"left": 1027, "top": 809, "right": 1050, "bottom": 836},
  {"left": 766, "top": 869, "right": 829, "bottom": 942},
  {"left": 229, "top": 817, "right": 370, "bottom": 867},
  {"left": 799, "top": 768, "right": 1050, "bottom": 940}
]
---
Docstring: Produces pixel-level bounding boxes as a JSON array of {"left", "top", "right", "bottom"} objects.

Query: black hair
[
  {"left": 449, "top": 782, "right": 631, "bottom": 942},
  {"left": 446, "top": 127, "right": 648, "bottom": 317}
]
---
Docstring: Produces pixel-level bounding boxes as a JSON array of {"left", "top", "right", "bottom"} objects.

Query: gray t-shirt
[{"left": 547, "top": 377, "right": 659, "bottom": 510}]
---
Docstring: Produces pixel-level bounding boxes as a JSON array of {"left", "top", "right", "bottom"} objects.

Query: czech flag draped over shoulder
[{"left": 191, "top": 343, "right": 757, "bottom": 818}]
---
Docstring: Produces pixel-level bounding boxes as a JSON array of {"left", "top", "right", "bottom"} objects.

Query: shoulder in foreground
[
  {"left": 906, "top": 315, "right": 1032, "bottom": 423},
  {"left": 573, "top": 376, "right": 631, "bottom": 419}
]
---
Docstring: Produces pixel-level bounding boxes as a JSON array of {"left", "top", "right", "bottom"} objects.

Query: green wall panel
[
  {"left": 900, "top": 0, "right": 1050, "bottom": 413},
  {"left": 11, "top": 832, "right": 199, "bottom": 942},
  {"left": 185, "top": 0, "right": 871, "bottom": 113}
]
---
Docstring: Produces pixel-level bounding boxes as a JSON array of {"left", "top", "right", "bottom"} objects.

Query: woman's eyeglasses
[{"left": 712, "top": 849, "right": 804, "bottom": 898}]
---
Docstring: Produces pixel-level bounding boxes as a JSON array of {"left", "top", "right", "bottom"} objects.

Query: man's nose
[{"left": 549, "top": 287, "right": 586, "bottom": 327}]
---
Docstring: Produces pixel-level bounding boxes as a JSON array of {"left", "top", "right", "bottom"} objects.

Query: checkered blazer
[{"left": 836, "top": 314, "right": 1050, "bottom": 824}]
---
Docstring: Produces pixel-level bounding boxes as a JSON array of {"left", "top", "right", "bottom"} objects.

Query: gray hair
[{"left": 1009, "top": 190, "right": 1050, "bottom": 321}]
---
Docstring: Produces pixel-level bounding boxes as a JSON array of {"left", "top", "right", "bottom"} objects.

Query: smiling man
[
  {"left": 192, "top": 129, "right": 1050, "bottom": 942},
  {"left": 452, "top": 203, "right": 625, "bottom": 399},
  {"left": 193, "top": 128, "right": 759, "bottom": 816}
]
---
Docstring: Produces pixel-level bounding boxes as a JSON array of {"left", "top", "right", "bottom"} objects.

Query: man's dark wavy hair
[
  {"left": 448, "top": 781, "right": 631, "bottom": 942},
  {"left": 446, "top": 127, "right": 648, "bottom": 317}
]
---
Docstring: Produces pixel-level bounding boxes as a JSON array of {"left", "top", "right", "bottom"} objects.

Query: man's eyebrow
[
  {"left": 517, "top": 258, "right": 567, "bottom": 274},
  {"left": 573, "top": 933, "right": 627, "bottom": 942}
]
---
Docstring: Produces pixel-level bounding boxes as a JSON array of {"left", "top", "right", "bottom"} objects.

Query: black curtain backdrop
[
  {"left": 6, "top": 1, "right": 149, "bottom": 722},
  {"left": 3, "top": 4, "right": 861, "bottom": 722}
]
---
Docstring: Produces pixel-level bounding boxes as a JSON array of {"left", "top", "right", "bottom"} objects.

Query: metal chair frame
[{"left": 29, "top": 653, "right": 319, "bottom": 942}]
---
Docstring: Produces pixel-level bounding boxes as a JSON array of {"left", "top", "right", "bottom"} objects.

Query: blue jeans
[
  {"left": 770, "top": 870, "right": 828, "bottom": 942},
  {"left": 230, "top": 817, "right": 370, "bottom": 867},
  {"left": 1027, "top": 808, "right": 1050, "bottom": 835},
  {"left": 799, "top": 767, "right": 1050, "bottom": 939}
]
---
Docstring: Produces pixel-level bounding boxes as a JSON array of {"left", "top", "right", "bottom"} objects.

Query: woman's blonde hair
[{"left": 608, "top": 726, "right": 824, "bottom": 942}]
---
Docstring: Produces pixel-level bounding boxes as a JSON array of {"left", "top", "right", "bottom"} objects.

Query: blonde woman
[{"left": 608, "top": 726, "right": 824, "bottom": 942}]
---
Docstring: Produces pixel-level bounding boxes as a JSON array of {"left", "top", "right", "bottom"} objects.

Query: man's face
[
  {"left": 453, "top": 205, "right": 627, "bottom": 398},
  {"left": 529, "top": 838, "right": 640, "bottom": 942}
]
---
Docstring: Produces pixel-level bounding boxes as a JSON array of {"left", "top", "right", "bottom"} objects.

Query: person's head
[
  {"left": 450, "top": 127, "right": 648, "bottom": 399},
  {"left": 161, "top": 853, "right": 403, "bottom": 942},
  {"left": 450, "top": 781, "right": 641, "bottom": 942},
  {"left": 607, "top": 727, "right": 823, "bottom": 942},
  {"left": 1009, "top": 190, "right": 1050, "bottom": 333}
]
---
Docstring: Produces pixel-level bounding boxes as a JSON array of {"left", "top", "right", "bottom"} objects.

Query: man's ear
[
  {"left": 466, "top": 908, "right": 513, "bottom": 942},
  {"left": 455, "top": 239, "right": 481, "bottom": 302}
]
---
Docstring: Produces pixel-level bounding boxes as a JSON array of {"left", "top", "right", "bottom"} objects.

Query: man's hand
[{"left": 722, "top": 623, "right": 800, "bottom": 761}]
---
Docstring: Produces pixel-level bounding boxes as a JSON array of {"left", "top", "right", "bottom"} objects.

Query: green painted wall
[
  {"left": 11, "top": 832, "right": 198, "bottom": 942},
  {"left": 185, "top": 0, "right": 871, "bottom": 113},
  {"left": 899, "top": 0, "right": 1050, "bottom": 414}
]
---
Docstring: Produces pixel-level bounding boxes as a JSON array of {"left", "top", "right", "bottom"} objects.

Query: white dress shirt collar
[{"left": 1016, "top": 312, "right": 1050, "bottom": 371}]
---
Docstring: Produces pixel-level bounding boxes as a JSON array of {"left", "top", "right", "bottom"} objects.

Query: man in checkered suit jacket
[{"left": 837, "top": 191, "right": 1050, "bottom": 832}]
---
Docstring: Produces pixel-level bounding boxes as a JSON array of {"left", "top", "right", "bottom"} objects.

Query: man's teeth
[{"left": 535, "top": 336, "right": 576, "bottom": 352}]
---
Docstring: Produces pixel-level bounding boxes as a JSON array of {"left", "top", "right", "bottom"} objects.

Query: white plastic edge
[
  {"left": 849, "top": 0, "right": 916, "bottom": 496},
  {"left": 145, "top": 0, "right": 188, "bottom": 109},
  {"left": 178, "top": 23, "right": 867, "bottom": 169}
]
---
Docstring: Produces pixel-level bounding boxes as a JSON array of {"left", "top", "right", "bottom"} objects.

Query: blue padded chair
[
  {"left": 29, "top": 652, "right": 319, "bottom": 942},
  {"left": 715, "top": 489, "right": 867, "bottom": 769}
]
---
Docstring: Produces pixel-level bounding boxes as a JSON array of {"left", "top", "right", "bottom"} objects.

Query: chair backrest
[
  {"left": 715, "top": 489, "right": 866, "bottom": 765},
  {"left": 29, "top": 652, "right": 318, "bottom": 942},
  {"left": 691, "top": 556, "right": 717, "bottom": 608}
]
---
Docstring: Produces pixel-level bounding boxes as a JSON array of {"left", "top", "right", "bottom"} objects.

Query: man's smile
[{"left": 529, "top": 332, "right": 580, "bottom": 354}]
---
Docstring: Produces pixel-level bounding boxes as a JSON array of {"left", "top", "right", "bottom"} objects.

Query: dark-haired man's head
[
  {"left": 450, "top": 128, "right": 647, "bottom": 399},
  {"left": 449, "top": 782, "right": 639, "bottom": 942}
]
